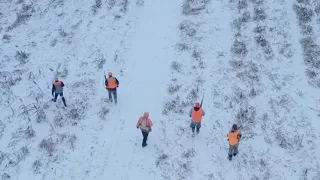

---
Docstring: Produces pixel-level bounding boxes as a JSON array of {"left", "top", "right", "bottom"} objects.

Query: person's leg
[
  {"left": 233, "top": 144, "right": 239, "bottom": 156},
  {"left": 228, "top": 145, "right": 234, "bottom": 159},
  {"left": 60, "top": 93, "right": 67, "bottom": 107},
  {"left": 142, "top": 131, "right": 148, "bottom": 147},
  {"left": 196, "top": 122, "right": 201, "bottom": 133},
  {"left": 108, "top": 90, "right": 113, "bottom": 102},
  {"left": 113, "top": 90, "right": 117, "bottom": 103},
  {"left": 190, "top": 121, "right": 196, "bottom": 133},
  {"left": 53, "top": 93, "right": 58, "bottom": 102}
]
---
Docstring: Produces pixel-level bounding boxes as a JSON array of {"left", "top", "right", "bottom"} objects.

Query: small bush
[
  {"left": 15, "top": 51, "right": 29, "bottom": 64},
  {"left": 237, "top": 0, "right": 248, "bottom": 10},
  {"left": 231, "top": 40, "right": 248, "bottom": 56},
  {"left": 99, "top": 107, "right": 110, "bottom": 119},
  {"left": 305, "top": 69, "right": 317, "bottom": 79},
  {"left": 92, "top": 0, "right": 102, "bottom": 14},
  {"left": 58, "top": 133, "right": 77, "bottom": 150},
  {"left": 168, "top": 84, "right": 182, "bottom": 94},
  {"left": 36, "top": 109, "right": 47, "bottom": 123},
  {"left": 96, "top": 55, "right": 106, "bottom": 69},
  {"left": 253, "top": 8, "right": 266, "bottom": 21},
  {"left": 8, "top": 13, "right": 32, "bottom": 30},
  {"left": 1, "top": 173, "right": 10, "bottom": 180},
  {"left": 171, "top": 61, "right": 182, "bottom": 72},
  {"left": 53, "top": 113, "right": 64, "bottom": 127},
  {"left": 156, "top": 154, "right": 168, "bottom": 167},
  {"left": 2, "top": 34, "right": 11, "bottom": 43},
  {"left": 39, "top": 137, "right": 56, "bottom": 156},
  {"left": 32, "top": 160, "right": 42, "bottom": 174},
  {"left": 293, "top": 4, "right": 314, "bottom": 24},
  {"left": 176, "top": 43, "right": 189, "bottom": 51},
  {"left": 25, "top": 126, "right": 35, "bottom": 139}
]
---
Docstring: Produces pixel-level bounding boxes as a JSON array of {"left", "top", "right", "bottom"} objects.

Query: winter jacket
[
  {"left": 137, "top": 116, "right": 153, "bottom": 133},
  {"left": 105, "top": 76, "right": 119, "bottom": 90},
  {"left": 227, "top": 130, "right": 241, "bottom": 145},
  {"left": 52, "top": 80, "right": 64, "bottom": 94},
  {"left": 189, "top": 107, "right": 205, "bottom": 123}
]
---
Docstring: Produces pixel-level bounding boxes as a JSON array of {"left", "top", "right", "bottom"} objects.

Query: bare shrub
[
  {"left": 182, "top": 0, "right": 209, "bottom": 15},
  {"left": 305, "top": 69, "right": 317, "bottom": 79},
  {"left": 8, "top": 13, "right": 32, "bottom": 30},
  {"left": 95, "top": 55, "right": 106, "bottom": 70},
  {"left": 181, "top": 149, "right": 195, "bottom": 158},
  {"left": 248, "top": 88, "right": 257, "bottom": 97},
  {"left": 120, "top": 0, "right": 129, "bottom": 13},
  {"left": 32, "top": 160, "right": 42, "bottom": 174},
  {"left": 0, "top": 151, "right": 6, "bottom": 165},
  {"left": 179, "top": 21, "right": 197, "bottom": 38},
  {"left": 92, "top": 0, "right": 102, "bottom": 14},
  {"left": 99, "top": 107, "right": 110, "bottom": 119},
  {"left": 162, "top": 96, "right": 185, "bottom": 115},
  {"left": 53, "top": 113, "right": 64, "bottom": 127},
  {"left": 50, "top": 38, "right": 58, "bottom": 47},
  {"left": 279, "top": 43, "right": 294, "bottom": 58},
  {"left": 253, "top": 8, "right": 266, "bottom": 21},
  {"left": 2, "top": 34, "right": 11, "bottom": 43},
  {"left": 300, "top": 37, "right": 320, "bottom": 69},
  {"left": 36, "top": 109, "right": 47, "bottom": 123},
  {"left": 59, "top": 27, "right": 68, "bottom": 37},
  {"left": 187, "top": 89, "right": 198, "bottom": 102},
  {"left": 107, "top": 0, "right": 116, "bottom": 9},
  {"left": 15, "top": 51, "right": 29, "bottom": 64},
  {"left": 39, "top": 137, "right": 56, "bottom": 156},
  {"left": 315, "top": 4, "right": 320, "bottom": 14},
  {"left": 25, "top": 125, "right": 35, "bottom": 139},
  {"left": 0, "top": 121, "right": 5, "bottom": 139},
  {"left": 171, "top": 61, "right": 182, "bottom": 72},
  {"left": 168, "top": 84, "right": 182, "bottom": 94},
  {"left": 237, "top": 0, "right": 248, "bottom": 10},
  {"left": 66, "top": 107, "right": 85, "bottom": 125},
  {"left": 300, "top": 24, "right": 313, "bottom": 35},
  {"left": 16, "top": 146, "right": 29, "bottom": 163},
  {"left": 58, "top": 133, "right": 77, "bottom": 150},
  {"left": 176, "top": 43, "right": 190, "bottom": 51},
  {"left": 293, "top": 4, "right": 314, "bottom": 24},
  {"left": 156, "top": 154, "right": 168, "bottom": 167},
  {"left": 255, "top": 34, "right": 268, "bottom": 47},
  {"left": 1, "top": 173, "right": 10, "bottom": 180},
  {"left": 136, "top": 0, "right": 144, "bottom": 6},
  {"left": 231, "top": 40, "right": 248, "bottom": 56}
]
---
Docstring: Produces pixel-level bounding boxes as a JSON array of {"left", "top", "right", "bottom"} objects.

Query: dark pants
[
  {"left": 107, "top": 89, "right": 117, "bottom": 103},
  {"left": 190, "top": 121, "right": 201, "bottom": 133},
  {"left": 53, "top": 92, "right": 67, "bottom": 107},
  {"left": 141, "top": 130, "right": 149, "bottom": 147},
  {"left": 228, "top": 144, "right": 239, "bottom": 157}
]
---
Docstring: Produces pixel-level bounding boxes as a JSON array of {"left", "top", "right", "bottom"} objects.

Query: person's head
[
  {"left": 195, "top": 102, "right": 200, "bottom": 108},
  {"left": 108, "top": 72, "right": 112, "bottom": 77},
  {"left": 232, "top": 124, "right": 238, "bottom": 131},
  {"left": 143, "top": 112, "right": 149, "bottom": 118}
]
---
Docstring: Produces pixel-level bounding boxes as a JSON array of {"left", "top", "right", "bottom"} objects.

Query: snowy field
[{"left": 0, "top": 0, "right": 320, "bottom": 179}]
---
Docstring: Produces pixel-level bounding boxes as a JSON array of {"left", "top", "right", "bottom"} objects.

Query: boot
[
  {"left": 196, "top": 128, "right": 200, "bottom": 134},
  {"left": 233, "top": 153, "right": 237, "bottom": 156},
  {"left": 228, "top": 155, "right": 232, "bottom": 161}
]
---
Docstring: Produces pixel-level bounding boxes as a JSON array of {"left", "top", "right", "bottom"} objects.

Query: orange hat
[
  {"left": 108, "top": 72, "right": 112, "bottom": 76},
  {"left": 195, "top": 102, "right": 200, "bottom": 108},
  {"left": 143, "top": 112, "right": 149, "bottom": 117}
]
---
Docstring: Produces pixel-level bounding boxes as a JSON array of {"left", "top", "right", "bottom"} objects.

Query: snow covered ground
[{"left": 0, "top": 0, "right": 320, "bottom": 179}]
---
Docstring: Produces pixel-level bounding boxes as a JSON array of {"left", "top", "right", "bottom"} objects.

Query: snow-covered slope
[{"left": 0, "top": 0, "right": 320, "bottom": 179}]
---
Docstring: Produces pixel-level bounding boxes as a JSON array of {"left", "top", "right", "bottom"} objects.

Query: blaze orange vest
[
  {"left": 227, "top": 130, "right": 241, "bottom": 145},
  {"left": 107, "top": 77, "right": 117, "bottom": 89},
  {"left": 191, "top": 108, "right": 203, "bottom": 123},
  {"left": 54, "top": 81, "right": 62, "bottom": 86}
]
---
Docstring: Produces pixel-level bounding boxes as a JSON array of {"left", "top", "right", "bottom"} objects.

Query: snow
[{"left": 0, "top": 0, "right": 320, "bottom": 180}]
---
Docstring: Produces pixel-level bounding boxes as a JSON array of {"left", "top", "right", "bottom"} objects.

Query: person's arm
[
  {"left": 51, "top": 84, "right": 55, "bottom": 96},
  {"left": 116, "top": 78, "right": 119, "bottom": 87},
  {"left": 61, "top": 82, "right": 65, "bottom": 87}
]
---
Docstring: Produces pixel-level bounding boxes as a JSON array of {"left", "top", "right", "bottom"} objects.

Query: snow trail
[{"left": 99, "top": 0, "right": 181, "bottom": 179}]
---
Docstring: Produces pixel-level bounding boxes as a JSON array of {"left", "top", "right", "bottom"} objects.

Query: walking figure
[
  {"left": 227, "top": 124, "right": 242, "bottom": 161},
  {"left": 189, "top": 102, "right": 205, "bottom": 136},
  {"left": 52, "top": 77, "right": 67, "bottom": 107},
  {"left": 105, "top": 72, "right": 119, "bottom": 104},
  {"left": 136, "top": 112, "right": 153, "bottom": 148}
]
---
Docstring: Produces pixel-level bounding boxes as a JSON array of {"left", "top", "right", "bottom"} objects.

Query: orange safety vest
[
  {"left": 191, "top": 108, "right": 203, "bottom": 123},
  {"left": 54, "top": 81, "right": 62, "bottom": 86},
  {"left": 107, "top": 77, "right": 117, "bottom": 89},
  {"left": 227, "top": 130, "right": 241, "bottom": 145}
]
